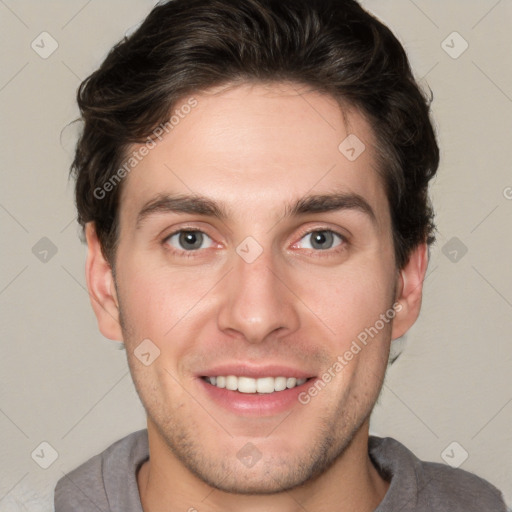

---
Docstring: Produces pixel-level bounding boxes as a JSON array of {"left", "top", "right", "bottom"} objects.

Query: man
[{"left": 54, "top": 0, "right": 508, "bottom": 510}]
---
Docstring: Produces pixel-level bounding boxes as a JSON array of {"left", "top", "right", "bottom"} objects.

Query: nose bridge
[{"left": 216, "top": 245, "right": 299, "bottom": 343}]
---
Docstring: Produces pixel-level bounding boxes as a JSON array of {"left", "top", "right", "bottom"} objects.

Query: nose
[{"left": 216, "top": 247, "right": 300, "bottom": 344}]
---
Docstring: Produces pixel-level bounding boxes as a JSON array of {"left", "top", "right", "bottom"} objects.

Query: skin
[{"left": 86, "top": 82, "right": 428, "bottom": 512}]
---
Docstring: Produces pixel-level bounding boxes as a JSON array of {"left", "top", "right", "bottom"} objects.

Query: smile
[{"left": 202, "top": 376, "right": 308, "bottom": 393}]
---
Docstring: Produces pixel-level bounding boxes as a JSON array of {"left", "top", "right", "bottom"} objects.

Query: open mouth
[{"left": 201, "top": 375, "right": 311, "bottom": 394}]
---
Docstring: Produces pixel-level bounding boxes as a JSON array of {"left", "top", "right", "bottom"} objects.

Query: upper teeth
[{"left": 205, "top": 376, "right": 307, "bottom": 394}]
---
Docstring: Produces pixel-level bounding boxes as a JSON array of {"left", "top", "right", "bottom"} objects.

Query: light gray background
[{"left": 1, "top": 0, "right": 511, "bottom": 510}]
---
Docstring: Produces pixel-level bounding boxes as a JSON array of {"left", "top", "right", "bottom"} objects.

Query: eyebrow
[{"left": 135, "top": 191, "right": 377, "bottom": 228}]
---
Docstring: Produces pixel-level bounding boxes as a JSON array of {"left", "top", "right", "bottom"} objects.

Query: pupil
[
  {"left": 180, "top": 231, "right": 202, "bottom": 250},
  {"left": 312, "top": 231, "right": 332, "bottom": 250}
]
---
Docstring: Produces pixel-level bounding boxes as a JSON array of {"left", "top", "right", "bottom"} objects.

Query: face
[{"left": 90, "top": 82, "right": 420, "bottom": 494}]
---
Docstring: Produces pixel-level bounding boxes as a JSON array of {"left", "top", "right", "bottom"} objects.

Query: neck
[{"left": 137, "top": 420, "right": 389, "bottom": 512}]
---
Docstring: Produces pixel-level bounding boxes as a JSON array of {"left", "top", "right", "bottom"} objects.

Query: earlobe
[
  {"left": 391, "top": 243, "right": 429, "bottom": 341},
  {"left": 85, "top": 223, "right": 123, "bottom": 342}
]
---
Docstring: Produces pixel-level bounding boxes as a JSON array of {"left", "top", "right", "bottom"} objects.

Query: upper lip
[{"left": 197, "top": 364, "right": 315, "bottom": 379}]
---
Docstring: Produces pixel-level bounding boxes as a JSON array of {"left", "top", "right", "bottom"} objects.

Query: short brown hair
[{"left": 71, "top": 0, "right": 439, "bottom": 270}]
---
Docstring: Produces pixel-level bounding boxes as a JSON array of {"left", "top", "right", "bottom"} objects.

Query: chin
[
  {"left": 189, "top": 460, "right": 311, "bottom": 495},
  {"left": 169, "top": 430, "right": 347, "bottom": 496}
]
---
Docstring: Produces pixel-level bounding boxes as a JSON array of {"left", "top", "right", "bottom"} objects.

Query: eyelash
[
  {"left": 294, "top": 227, "right": 348, "bottom": 257},
  {"left": 161, "top": 227, "right": 349, "bottom": 258}
]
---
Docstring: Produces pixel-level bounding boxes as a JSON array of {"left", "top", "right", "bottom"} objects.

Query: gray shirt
[{"left": 54, "top": 429, "right": 507, "bottom": 511}]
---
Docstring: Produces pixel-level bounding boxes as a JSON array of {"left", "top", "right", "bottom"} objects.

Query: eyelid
[
  {"left": 294, "top": 225, "right": 348, "bottom": 244},
  {"left": 161, "top": 224, "right": 349, "bottom": 257},
  {"left": 162, "top": 227, "right": 219, "bottom": 254},
  {"left": 161, "top": 223, "right": 217, "bottom": 242},
  {"left": 300, "top": 226, "right": 348, "bottom": 240}
]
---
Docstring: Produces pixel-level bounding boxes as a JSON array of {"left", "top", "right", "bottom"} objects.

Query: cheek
[
  {"left": 296, "top": 257, "right": 395, "bottom": 343},
  {"left": 121, "top": 275, "right": 171, "bottom": 335},
  {"left": 119, "top": 258, "right": 185, "bottom": 320},
  {"left": 302, "top": 263, "right": 394, "bottom": 406},
  {"left": 116, "top": 260, "right": 220, "bottom": 356}
]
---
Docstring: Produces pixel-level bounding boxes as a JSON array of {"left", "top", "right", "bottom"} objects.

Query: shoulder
[
  {"left": 420, "top": 459, "right": 508, "bottom": 511},
  {"left": 54, "top": 429, "right": 148, "bottom": 511},
  {"left": 370, "top": 436, "right": 508, "bottom": 512}
]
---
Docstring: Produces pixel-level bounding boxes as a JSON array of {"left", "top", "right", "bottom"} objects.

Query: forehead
[{"left": 119, "top": 82, "right": 389, "bottom": 228}]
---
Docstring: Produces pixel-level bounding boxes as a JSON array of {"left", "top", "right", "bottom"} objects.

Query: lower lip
[{"left": 197, "top": 378, "right": 315, "bottom": 416}]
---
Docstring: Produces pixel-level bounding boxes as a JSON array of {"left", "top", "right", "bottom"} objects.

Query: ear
[
  {"left": 85, "top": 223, "right": 123, "bottom": 342},
  {"left": 391, "top": 243, "right": 429, "bottom": 341}
]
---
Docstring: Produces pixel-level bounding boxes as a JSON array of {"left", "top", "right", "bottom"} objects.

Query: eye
[
  {"left": 164, "top": 230, "right": 214, "bottom": 251},
  {"left": 297, "top": 230, "right": 344, "bottom": 251}
]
